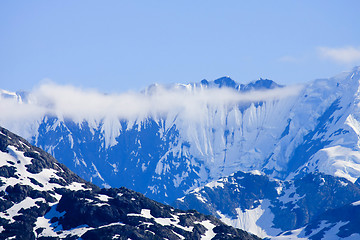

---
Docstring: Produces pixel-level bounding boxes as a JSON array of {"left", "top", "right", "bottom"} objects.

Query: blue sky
[{"left": 1, "top": 1, "right": 360, "bottom": 93}]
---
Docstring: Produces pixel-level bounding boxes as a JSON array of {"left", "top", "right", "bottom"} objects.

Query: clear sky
[{"left": 1, "top": 0, "right": 360, "bottom": 93}]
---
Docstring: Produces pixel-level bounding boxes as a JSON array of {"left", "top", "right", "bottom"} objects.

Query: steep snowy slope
[
  {"left": 0, "top": 126, "right": 261, "bottom": 240},
  {"left": 263, "top": 67, "right": 360, "bottom": 182},
  {"left": 1, "top": 67, "right": 360, "bottom": 204}
]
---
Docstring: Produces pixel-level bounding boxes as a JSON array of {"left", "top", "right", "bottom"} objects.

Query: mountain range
[{"left": 2, "top": 67, "right": 360, "bottom": 239}]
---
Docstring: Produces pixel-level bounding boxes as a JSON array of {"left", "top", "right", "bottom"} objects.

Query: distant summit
[
  {"left": 201, "top": 76, "right": 282, "bottom": 91},
  {"left": 240, "top": 78, "right": 283, "bottom": 91},
  {"left": 214, "top": 76, "right": 237, "bottom": 88}
]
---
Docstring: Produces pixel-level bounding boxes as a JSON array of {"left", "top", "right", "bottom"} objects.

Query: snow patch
[
  {"left": 194, "top": 220, "right": 216, "bottom": 240},
  {"left": 217, "top": 199, "right": 280, "bottom": 238}
]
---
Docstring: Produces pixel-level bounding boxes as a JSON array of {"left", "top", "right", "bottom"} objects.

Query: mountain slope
[
  {"left": 174, "top": 170, "right": 360, "bottom": 239},
  {"left": 263, "top": 67, "right": 360, "bottom": 182},
  {"left": 274, "top": 201, "right": 360, "bottom": 240},
  {"left": 0, "top": 126, "right": 260, "bottom": 240}
]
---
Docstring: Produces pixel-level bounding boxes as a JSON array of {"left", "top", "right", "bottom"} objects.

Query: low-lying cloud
[
  {"left": 1, "top": 82, "right": 303, "bottom": 129},
  {"left": 318, "top": 46, "right": 360, "bottom": 64}
]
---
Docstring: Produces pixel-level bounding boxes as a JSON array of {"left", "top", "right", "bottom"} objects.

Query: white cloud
[
  {"left": 318, "top": 46, "right": 360, "bottom": 64},
  {"left": 0, "top": 82, "right": 303, "bottom": 141},
  {"left": 30, "top": 82, "right": 302, "bottom": 120}
]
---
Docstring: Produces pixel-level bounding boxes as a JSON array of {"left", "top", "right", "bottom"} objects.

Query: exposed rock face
[{"left": 0, "top": 126, "right": 260, "bottom": 240}]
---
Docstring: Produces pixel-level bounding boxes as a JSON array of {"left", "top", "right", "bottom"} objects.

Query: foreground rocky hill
[{"left": 0, "top": 126, "right": 260, "bottom": 240}]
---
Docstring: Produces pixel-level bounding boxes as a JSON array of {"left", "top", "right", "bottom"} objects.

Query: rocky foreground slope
[{"left": 0, "top": 126, "right": 260, "bottom": 240}]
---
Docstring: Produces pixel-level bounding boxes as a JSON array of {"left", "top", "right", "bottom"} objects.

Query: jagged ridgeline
[{"left": 0, "top": 126, "right": 261, "bottom": 239}]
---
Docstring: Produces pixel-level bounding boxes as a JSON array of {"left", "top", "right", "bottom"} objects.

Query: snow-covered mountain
[
  {"left": 2, "top": 67, "right": 360, "bottom": 206},
  {"left": 0, "top": 126, "right": 260, "bottom": 240},
  {"left": 0, "top": 76, "right": 298, "bottom": 203},
  {"left": 2, "top": 67, "right": 360, "bottom": 239}
]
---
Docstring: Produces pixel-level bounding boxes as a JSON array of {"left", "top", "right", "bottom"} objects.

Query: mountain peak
[
  {"left": 213, "top": 76, "right": 237, "bottom": 88},
  {"left": 200, "top": 76, "right": 283, "bottom": 92},
  {"left": 240, "top": 78, "right": 283, "bottom": 91}
]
